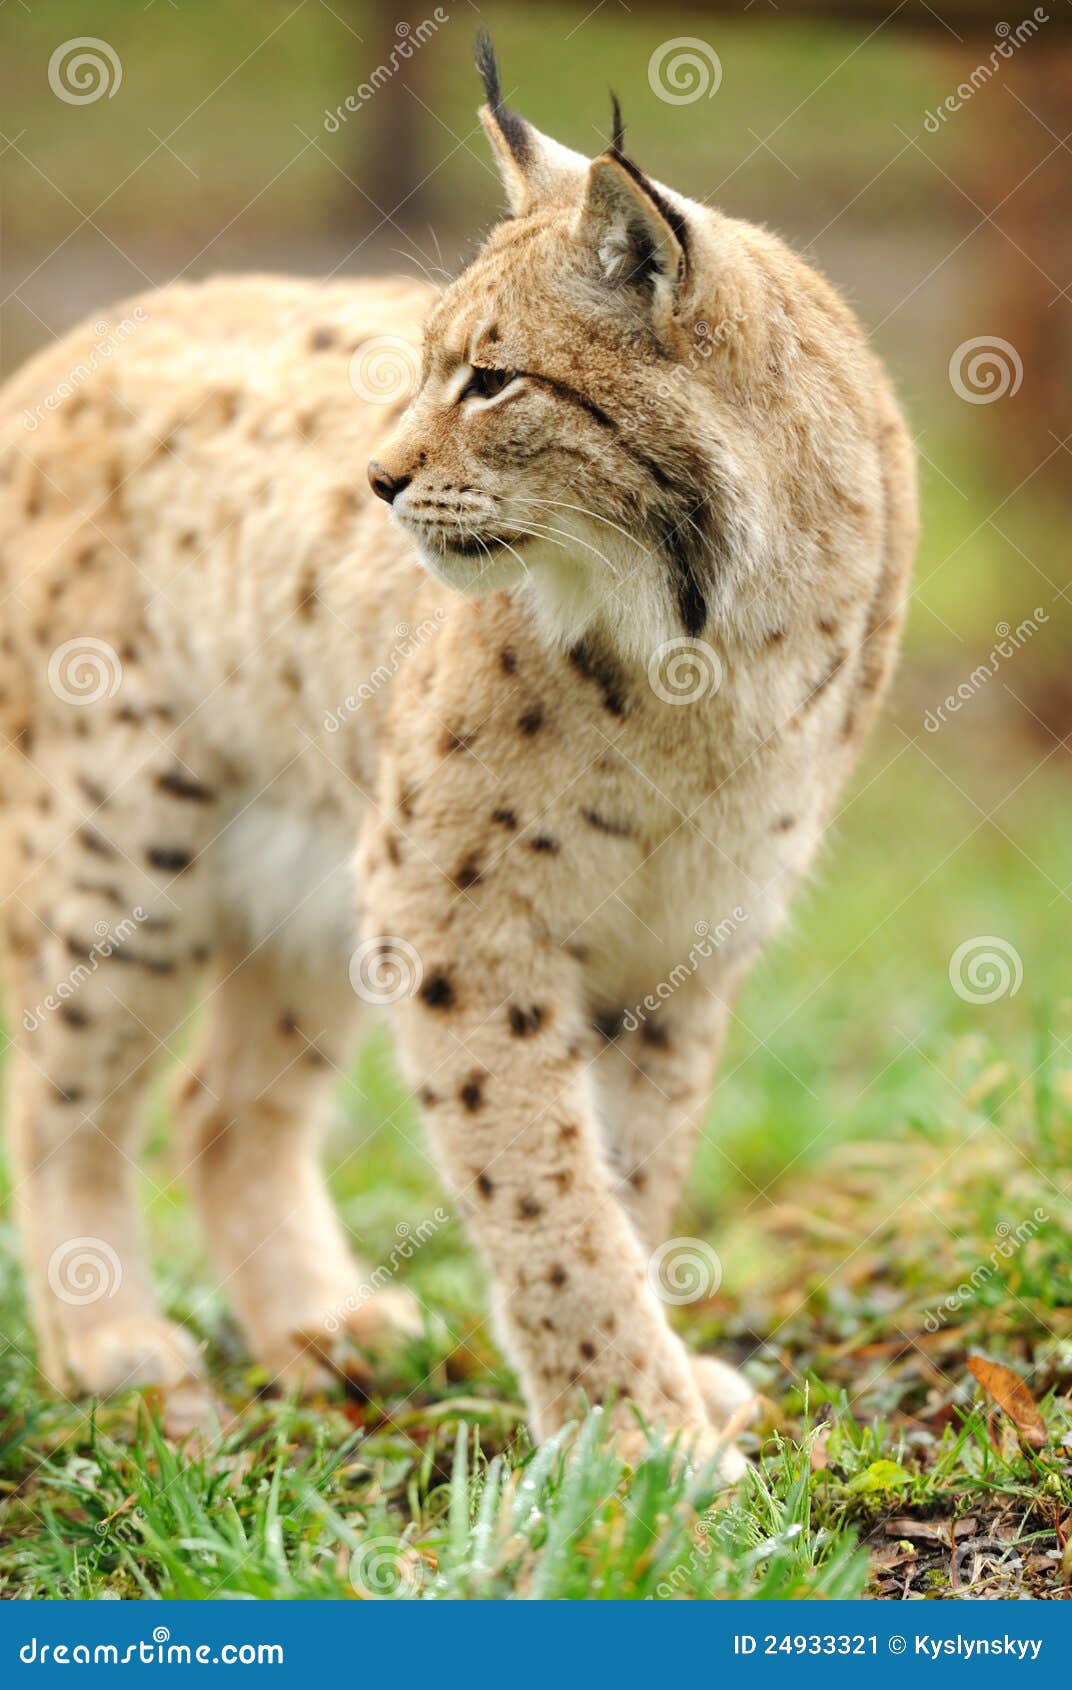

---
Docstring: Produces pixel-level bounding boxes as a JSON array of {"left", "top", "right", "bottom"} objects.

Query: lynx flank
[{"left": 0, "top": 41, "right": 916, "bottom": 1474}]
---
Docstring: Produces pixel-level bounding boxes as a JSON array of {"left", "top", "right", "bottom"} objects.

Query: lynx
[{"left": 0, "top": 40, "right": 916, "bottom": 1473}]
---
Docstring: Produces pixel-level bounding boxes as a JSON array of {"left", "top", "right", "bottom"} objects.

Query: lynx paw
[
  {"left": 60, "top": 1317, "right": 203, "bottom": 1397},
  {"left": 268, "top": 1286, "right": 423, "bottom": 1397},
  {"left": 612, "top": 1418, "right": 749, "bottom": 1482},
  {"left": 689, "top": 1355, "right": 759, "bottom": 1430}
]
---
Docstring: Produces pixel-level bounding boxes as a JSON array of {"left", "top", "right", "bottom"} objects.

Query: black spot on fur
[
  {"left": 157, "top": 769, "right": 216, "bottom": 803},
  {"left": 593, "top": 1008, "right": 625, "bottom": 1042},
  {"left": 491, "top": 807, "right": 517, "bottom": 830},
  {"left": 59, "top": 1004, "right": 91, "bottom": 1028},
  {"left": 453, "top": 855, "right": 483, "bottom": 890},
  {"left": 460, "top": 1073, "right": 485, "bottom": 1111},
  {"left": 147, "top": 846, "right": 193, "bottom": 873},
  {"left": 518, "top": 705, "right": 543, "bottom": 735},
  {"left": 529, "top": 834, "right": 559, "bottom": 855},
  {"left": 549, "top": 1264, "right": 568, "bottom": 1287},
  {"left": 420, "top": 971, "right": 455, "bottom": 1010},
  {"left": 581, "top": 807, "right": 633, "bottom": 840},
  {"left": 508, "top": 1003, "right": 545, "bottom": 1037},
  {"left": 517, "top": 1195, "right": 543, "bottom": 1220},
  {"left": 477, "top": 1172, "right": 494, "bottom": 1198},
  {"left": 309, "top": 326, "right": 337, "bottom": 351},
  {"left": 567, "top": 640, "right": 627, "bottom": 717},
  {"left": 78, "top": 827, "right": 114, "bottom": 858},
  {"left": 499, "top": 646, "right": 517, "bottom": 674}
]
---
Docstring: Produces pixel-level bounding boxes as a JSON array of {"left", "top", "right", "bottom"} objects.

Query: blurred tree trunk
[{"left": 352, "top": 0, "right": 431, "bottom": 236}]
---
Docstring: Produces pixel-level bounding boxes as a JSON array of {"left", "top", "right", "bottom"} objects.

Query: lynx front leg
[
  {"left": 374, "top": 882, "right": 734, "bottom": 1465},
  {"left": 592, "top": 993, "right": 758, "bottom": 1432}
]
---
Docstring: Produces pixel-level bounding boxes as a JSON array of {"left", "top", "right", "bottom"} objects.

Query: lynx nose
[{"left": 368, "top": 461, "right": 412, "bottom": 505}]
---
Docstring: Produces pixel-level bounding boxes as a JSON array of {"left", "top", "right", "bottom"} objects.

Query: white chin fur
[{"left": 411, "top": 537, "right": 522, "bottom": 596}]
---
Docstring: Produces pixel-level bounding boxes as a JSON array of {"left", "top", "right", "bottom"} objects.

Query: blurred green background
[{"left": 1, "top": 0, "right": 1070, "bottom": 1359}]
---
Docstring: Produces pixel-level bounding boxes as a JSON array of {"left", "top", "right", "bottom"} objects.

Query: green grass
[{"left": 2, "top": 726, "right": 1071, "bottom": 1601}]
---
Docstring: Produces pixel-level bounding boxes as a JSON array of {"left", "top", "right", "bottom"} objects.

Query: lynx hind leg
[
  {"left": 177, "top": 946, "right": 420, "bottom": 1394},
  {"left": 4, "top": 800, "right": 208, "bottom": 1397},
  {"left": 591, "top": 997, "right": 758, "bottom": 1432}
]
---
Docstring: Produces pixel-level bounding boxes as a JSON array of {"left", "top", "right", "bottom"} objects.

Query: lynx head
[{"left": 368, "top": 34, "right": 774, "bottom": 660}]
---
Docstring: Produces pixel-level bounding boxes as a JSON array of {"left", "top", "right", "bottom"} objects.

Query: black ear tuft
[
  {"left": 474, "top": 29, "right": 529, "bottom": 166},
  {"left": 475, "top": 29, "right": 502, "bottom": 110},
  {"left": 609, "top": 91, "right": 625, "bottom": 157}
]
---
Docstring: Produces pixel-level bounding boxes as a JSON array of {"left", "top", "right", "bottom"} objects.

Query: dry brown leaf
[
  {"left": 967, "top": 1355, "right": 1047, "bottom": 1449},
  {"left": 883, "top": 1516, "right": 977, "bottom": 1543}
]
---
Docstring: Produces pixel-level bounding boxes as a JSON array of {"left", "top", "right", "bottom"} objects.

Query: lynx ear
[
  {"left": 579, "top": 152, "right": 689, "bottom": 309},
  {"left": 476, "top": 31, "right": 587, "bottom": 214}
]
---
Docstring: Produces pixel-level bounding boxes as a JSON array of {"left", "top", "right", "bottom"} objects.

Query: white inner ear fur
[{"left": 579, "top": 157, "right": 684, "bottom": 297}]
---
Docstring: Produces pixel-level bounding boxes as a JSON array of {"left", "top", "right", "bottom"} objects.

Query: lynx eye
[{"left": 459, "top": 365, "right": 517, "bottom": 402}]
